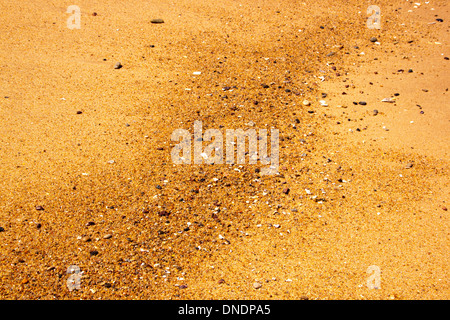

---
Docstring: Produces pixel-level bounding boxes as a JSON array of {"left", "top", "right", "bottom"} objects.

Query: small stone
[
  {"left": 405, "top": 163, "right": 414, "bottom": 169},
  {"left": 326, "top": 52, "right": 335, "bottom": 57},
  {"left": 253, "top": 282, "right": 262, "bottom": 289},
  {"left": 92, "top": 12, "right": 97, "bottom": 16},
  {"left": 359, "top": 101, "right": 367, "bottom": 105},
  {"left": 321, "top": 93, "right": 327, "bottom": 98},
  {"left": 35, "top": 206, "right": 44, "bottom": 211},
  {"left": 76, "top": 111, "right": 82, "bottom": 114},
  {"left": 218, "top": 279, "right": 225, "bottom": 284},
  {"left": 151, "top": 19, "right": 165, "bottom": 24},
  {"left": 373, "top": 109, "right": 379, "bottom": 116},
  {"left": 442, "top": 207, "right": 447, "bottom": 211},
  {"left": 114, "top": 62, "right": 122, "bottom": 69},
  {"left": 0, "top": 227, "right": 4, "bottom": 232},
  {"left": 179, "top": 284, "right": 188, "bottom": 289},
  {"left": 370, "top": 37, "right": 378, "bottom": 43},
  {"left": 81, "top": 236, "right": 91, "bottom": 242},
  {"left": 282, "top": 188, "right": 290, "bottom": 195},
  {"left": 86, "top": 221, "right": 96, "bottom": 226},
  {"left": 156, "top": 185, "right": 162, "bottom": 190},
  {"left": 408, "top": 69, "right": 413, "bottom": 73},
  {"left": 302, "top": 100, "right": 311, "bottom": 106},
  {"left": 103, "top": 282, "right": 112, "bottom": 288},
  {"left": 436, "top": 18, "right": 443, "bottom": 22},
  {"left": 261, "top": 84, "right": 269, "bottom": 88},
  {"left": 103, "top": 234, "right": 113, "bottom": 239},
  {"left": 90, "top": 250, "right": 99, "bottom": 256},
  {"left": 36, "top": 223, "right": 42, "bottom": 229},
  {"left": 158, "top": 210, "right": 170, "bottom": 217}
]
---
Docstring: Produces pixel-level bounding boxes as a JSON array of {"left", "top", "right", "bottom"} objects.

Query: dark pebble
[
  {"left": 373, "top": 109, "right": 379, "bottom": 116},
  {"left": 359, "top": 101, "right": 367, "bottom": 105},
  {"left": 408, "top": 69, "right": 413, "bottom": 73},
  {"left": 394, "top": 93, "right": 400, "bottom": 96},
  {"left": 36, "top": 223, "right": 42, "bottom": 229},
  {"left": 35, "top": 206, "right": 44, "bottom": 211},
  {"left": 76, "top": 111, "right": 82, "bottom": 114},
  {"left": 321, "top": 93, "right": 327, "bottom": 98},
  {"left": 282, "top": 188, "right": 290, "bottom": 195},
  {"left": 179, "top": 285, "right": 188, "bottom": 289},
  {"left": 156, "top": 185, "right": 162, "bottom": 189},
  {"left": 262, "top": 84, "right": 269, "bottom": 88},
  {"left": 436, "top": 18, "right": 443, "bottom": 22},
  {"left": 90, "top": 250, "right": 99, "bottom": 256},
  {"left": 86, "top": 221, "right": 96, "bottom": 226},
  {"left": 0, "top": 227, "right": 4, "bottom": 232},
  {"left": 218, "top": 279, "right": 225, "bottom": 284},
  {"left": 114, "top": 62, "right": 122, "bottom": 69},
  {"left": 370, "top": 37, "right": 377, "bottom": 42},
  {"left": 158, "top": 210, "right": 170, "bottom": 217},
  {"left": 151, "top": 19, "right": 165, "bottom": 24}
]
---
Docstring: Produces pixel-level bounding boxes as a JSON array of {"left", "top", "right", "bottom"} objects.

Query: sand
[{"left": 0, "top": 0, "right": 448, "bottom": 299}]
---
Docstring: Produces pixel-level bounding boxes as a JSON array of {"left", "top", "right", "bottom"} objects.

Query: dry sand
[{"left": 0, "top": 0, "right": 448, "bottom": 299}]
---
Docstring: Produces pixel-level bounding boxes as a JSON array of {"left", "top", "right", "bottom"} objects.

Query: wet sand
[{"left": 0, "top": 0, "right": 448, "bottom": 299}]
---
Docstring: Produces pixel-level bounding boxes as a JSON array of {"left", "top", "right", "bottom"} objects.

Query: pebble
[
  {"left": 151, "top": 19, "right": 165, "bottom": 24},
  {"left": 373, "top": 109, "right": 379, "bottom": 116},
  {"left": 179, "top": 284, "right": 188, "bottom": 289},
  {"left": 302, "top": 100, "right": 311, "bottom": 106},
  {"left": 358, "top": 101, "right": 367, "bottom": 105},
  {"left": 282, "top": 188, "right": 290, "bottom": 195},
  {"left": 218, "top": 279, "right": 225, "bottom": 284},
  {"left": 90, "top": 250, "right": 99, "bottom": 256},
  {"left": 253, "top": 282, "right": 262, "bottom": 289},
  {"left": 35, "top": 206, "right": 44, "bottom": 211},
  {"left": 0, "top": 227, "right": 4, "bottom": 232},
  {"left": 370, "top": 37, "right": 378, "bottom": 43},
  {"left": 103, "top": 234, "right": 113, "bottom": 239},
  {"left": 114, "top": 62, "right": 122, "bottom": 69},
  {"left": 81, "top": 236, "right": 91, "bottom": 242},
  {"left": 405, "top": 163, "right": 414, "bottom": 169},
  {"left": 443, "top": 207, "right": 448, "bottom": 211},
  {"left": 158, "top": 210, "right": 170, "bottom": 217}
]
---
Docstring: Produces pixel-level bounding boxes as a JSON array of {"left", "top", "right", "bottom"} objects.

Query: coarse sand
[{"left": 0, "top": 0, "right": 448, "bottom": 299}]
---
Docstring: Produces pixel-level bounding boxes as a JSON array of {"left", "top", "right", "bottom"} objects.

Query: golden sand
[{"left": 0, "top": 0, "right": 448, "bottom": 299}]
